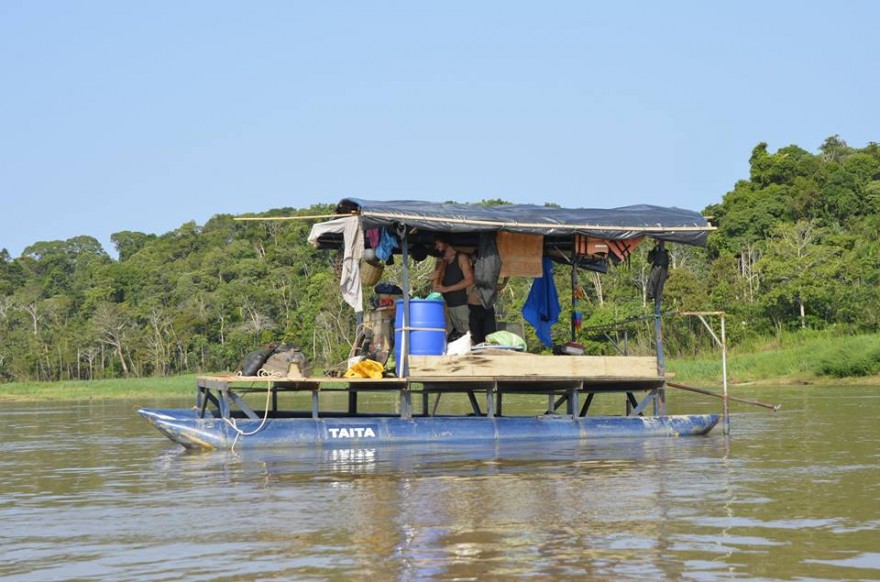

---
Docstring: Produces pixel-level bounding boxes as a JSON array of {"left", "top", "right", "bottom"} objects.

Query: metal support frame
[
  {"left": 348, "top": 390, "right": 358, "bottom": 415},
  {"left": 579, "top": 393, "right": 595, "bottom": 417},
  {"left": 628, "top": 389, "right": 659, "bottom": 417},
  {"left": 569, "top": 388, "right": 579, "bottom": 415},
  {"left": 467, "top": 391, "right": 482, "bottom": 416},
  {"left": 198, "top": 387, "right": 221, "bottom": 419},
  {"left": 191, "top": 375, "right": 701, "bottom": 433},
  {"left": 400, "top": 386, "right": 412, "bottom": 419},
  {"left": 626, "top": 392, "right": 640, "bottom": 414},
  {"left": 431, "top": 392, "right": 442, "bottom": 416},
  {"left": 217, "top": 390, "right": 231, "bottom": 419},
  {"left": 546, "top": 393, "right": 568, "bottom": 414},
  {"left": 228, "top": 390, "right": 260, "bottom": 420},
  {"left": 421, "top": 384, "right": 495, "bottom": 417}
]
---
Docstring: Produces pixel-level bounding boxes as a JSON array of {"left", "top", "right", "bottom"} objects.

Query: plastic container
[{"left": 394, "top": 299, "right": 446, "bottom": 376}]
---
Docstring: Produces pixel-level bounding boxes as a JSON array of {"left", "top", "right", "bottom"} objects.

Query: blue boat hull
[{"left": 139, "top": 408, "right": 720, "bottom": 450}]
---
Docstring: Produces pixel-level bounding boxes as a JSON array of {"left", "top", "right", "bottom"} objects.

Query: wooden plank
[{"left": 407, "top": 354, "right": 660, "bottom": 380}]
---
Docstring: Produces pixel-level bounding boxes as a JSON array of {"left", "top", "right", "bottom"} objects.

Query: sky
[{"left": 1, "top": 1, "right": 877, "bottom": 259}]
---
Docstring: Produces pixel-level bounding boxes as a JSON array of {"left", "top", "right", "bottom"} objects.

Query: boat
[{"left": 139, "top": 198, "right": 720, "bottom": 450}]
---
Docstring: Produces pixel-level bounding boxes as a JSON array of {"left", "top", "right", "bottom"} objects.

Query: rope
[{"left": 222, "top": 380, "right": 274, "bottom": 452}]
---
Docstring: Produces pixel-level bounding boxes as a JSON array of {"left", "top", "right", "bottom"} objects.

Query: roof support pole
[
  {"left": 654, "top": 241, "right": 667, "bottom": 417},
  {"left": 721, "top": 314, "right": 728, "bottom": 435},
  {"left": 571, "top": 235, "right": 578, "bottom": 343},
  {"left": 398, "top": 226, "right": 410, "bottom": 379}
]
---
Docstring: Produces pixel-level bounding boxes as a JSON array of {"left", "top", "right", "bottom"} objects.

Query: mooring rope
[{"left": 222, "top": 380, "right": 274, "bottom": 452}]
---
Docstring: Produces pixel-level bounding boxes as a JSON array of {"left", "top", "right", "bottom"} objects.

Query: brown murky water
[{"left": 0, "top": 386, "right": 877, "bottom": 580}]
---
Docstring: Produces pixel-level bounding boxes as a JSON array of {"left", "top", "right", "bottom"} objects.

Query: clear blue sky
[{"left": 1, "top": 1, "right": 876, "bottom": 258}]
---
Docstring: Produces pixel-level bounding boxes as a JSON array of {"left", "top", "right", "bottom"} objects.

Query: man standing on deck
[{"left": 430, "top": 234, "right": 474, "bottom": 341}]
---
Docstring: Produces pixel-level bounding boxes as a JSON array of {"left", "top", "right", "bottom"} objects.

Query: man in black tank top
[{"left": 431, "top": 234, "right": 474, "bottom": 340}]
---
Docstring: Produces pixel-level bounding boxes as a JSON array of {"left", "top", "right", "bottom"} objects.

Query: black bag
[
  {"left": 237, "top": 344, "right": 276, "bottom": 376},
  {"left": 261, "top": 343, "right": 312, "bottom": 378}
]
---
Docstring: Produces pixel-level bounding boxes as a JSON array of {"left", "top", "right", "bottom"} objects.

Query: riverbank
[
  {"left": 2, "top": 332, "right": 878, "bottom": 401},
  {"left": 0, "top": 375, "right": 196, "bottom": 401},
  {"left": 669, "top": 330, "right": 880, "bottom": 387}
]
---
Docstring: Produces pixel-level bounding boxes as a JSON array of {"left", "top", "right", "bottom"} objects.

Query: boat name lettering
[{"left": 328, "top": 427, "right": 377, "bottom": 438}]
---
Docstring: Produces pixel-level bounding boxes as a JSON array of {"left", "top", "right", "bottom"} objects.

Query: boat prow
[{"left": 139, "top": 408, "right": 229, "bottom": 450}]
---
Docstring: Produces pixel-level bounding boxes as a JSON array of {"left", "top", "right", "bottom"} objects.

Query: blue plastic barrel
[{"left": 394, "top": 299, "right": 446, "bottom": 376}]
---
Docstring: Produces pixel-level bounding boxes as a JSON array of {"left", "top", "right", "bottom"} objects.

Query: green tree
[{"left": 757, "top": 221, "right": 841, "bottom": 330}]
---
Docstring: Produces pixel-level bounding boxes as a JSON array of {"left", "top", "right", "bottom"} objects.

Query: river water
[{"left": 0, "top": 386, "right": 877, "bottom": 580}]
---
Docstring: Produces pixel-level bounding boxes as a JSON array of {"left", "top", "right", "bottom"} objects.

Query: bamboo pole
[
  {"left": 667, "top": 382, "right": 780, "bottom": 412},
  {"left": 679, "top": 311, "right": 730, "bottom": 432}
]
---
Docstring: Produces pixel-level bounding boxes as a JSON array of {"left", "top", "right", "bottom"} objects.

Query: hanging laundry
[
  {"left": 647, "top": 242, "right": 670, "bottom": 300},
  {"left": 340, "top": 217, "right": 365, "bottom": 312},
  {"left": 374, "top": 228, "right": 399, "bottom": 262},
  {"left": 474, "top": 232, "right": 503, "bottom": 308},
  {"left": 366, "top": 228, "right": 381, "bottom": 249},
  {"left": 522, "top": 257, "right": 560, "bottom": 347},
  {"left": 308, "top": 216, "right": 364, "bottom": 313},
  {"left": 572, "top": 285, "right": 585, "bottom": 331}
]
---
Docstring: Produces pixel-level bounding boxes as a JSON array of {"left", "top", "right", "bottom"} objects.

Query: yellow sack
[{"left": 344, "top": 359, "right": 385, "bottom": 379}]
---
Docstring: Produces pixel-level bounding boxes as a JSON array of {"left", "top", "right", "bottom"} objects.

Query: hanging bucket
[
  {"left": 360, "top": 259, "right": 384, "bottom": 286},
  {"left": 394, "top": 299, "right": 446, "bottom": 376}
]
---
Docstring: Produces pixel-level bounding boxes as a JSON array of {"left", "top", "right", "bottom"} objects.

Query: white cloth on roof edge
[{"left": 308, "top": 216, "right": 363, "bottom": 313}]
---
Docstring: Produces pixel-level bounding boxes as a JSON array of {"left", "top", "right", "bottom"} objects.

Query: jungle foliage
[{"left": 1, "top": 136, "right": 879, "bottom": 382}]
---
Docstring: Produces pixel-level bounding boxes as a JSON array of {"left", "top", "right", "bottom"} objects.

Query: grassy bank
[
  {"left": 0, "top": 375, "right": 196, "bottom": 401},
  {"left": 668, "top": 330, "right": 880, "bottom": 387}
]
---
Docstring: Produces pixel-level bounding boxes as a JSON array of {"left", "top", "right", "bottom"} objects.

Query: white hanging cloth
[{"left": 308, "top": 216, "right": 363, "bottom": 313}]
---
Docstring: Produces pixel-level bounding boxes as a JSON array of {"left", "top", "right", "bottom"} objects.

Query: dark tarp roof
[{"left": 336, "top": 198, "right": 713, "bottom": 246}]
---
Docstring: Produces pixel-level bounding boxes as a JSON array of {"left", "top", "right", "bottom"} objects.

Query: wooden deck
[{"left": 198, "top": 352, "right": 666, "bottom": 394}]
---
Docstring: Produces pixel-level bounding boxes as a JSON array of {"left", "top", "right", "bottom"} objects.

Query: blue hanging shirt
[
  {"left": 521, "top": 257, "right": 560, "bottom": 347},
  {"left": 374, "top": 228, "right": 399, "bottom": 261}
]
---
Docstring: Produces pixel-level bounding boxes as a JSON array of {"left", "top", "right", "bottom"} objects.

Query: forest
[{"left": 1, "top": 136, "right": 879, "bottom": 382}]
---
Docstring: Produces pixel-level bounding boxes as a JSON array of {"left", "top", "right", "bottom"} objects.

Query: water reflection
[{"left": 132, "top": 437, "right": 736, "bottom": 579}]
